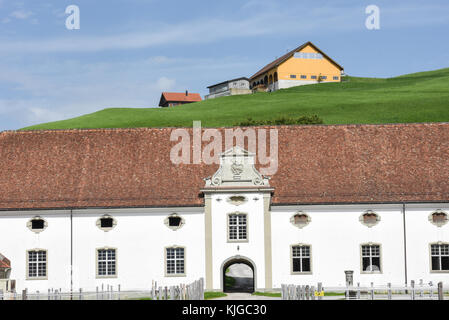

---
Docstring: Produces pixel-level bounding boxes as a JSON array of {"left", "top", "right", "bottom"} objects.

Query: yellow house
[{"left": 250, "top": 41, "right": 344, "bottom": 91}]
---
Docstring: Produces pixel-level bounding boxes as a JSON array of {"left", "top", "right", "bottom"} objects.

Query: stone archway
[{"left": 221, "top": 255, "right": 256, "bottom": 293}]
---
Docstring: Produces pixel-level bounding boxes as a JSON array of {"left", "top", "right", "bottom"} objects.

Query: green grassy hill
[{"left": 21, "top": 68, "right": 449, "bottom": 130}]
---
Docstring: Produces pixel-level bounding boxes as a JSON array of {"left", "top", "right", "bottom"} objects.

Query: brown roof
[
  {"left": 0, "top": 123, "right": 448, "bottom": 210},
  {"left": 250, "top": 41, "right": 344, "bottom": 80},
  {"left": 159, "top": 92, "right": 202, "bottom": 105},
  {"left": 0, "top": 254, "right": 10, "bottom": 268}
]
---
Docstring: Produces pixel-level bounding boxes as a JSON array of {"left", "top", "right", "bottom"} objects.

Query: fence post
[
  {"left": 370, "top": 282, "right": 374, "bottom": 300},
  {"left": 310, "top": 286, "right": 315, "bottom": 300},
  {"left": 429, "top": 281, "right": 433, "bottom": 299},
  {"left": 419, "top": 279, "right": 424, "bottom": 298},
  {"left": 305, "top": 285, "right": 310, "bottom": 300},
  {"left": 411, "top": 280, "right": 415, "bottom": 300},
  {"left": 22, "top": 289, "right": 28, "bottom": 300},
  {"left": 118, "top": 284, "right": 121, "bottom": 300},
  {"left": 0, "top": 289, "right": 3, "bottom": 300},
  {"left": 101, "top": 284, "right": 104, "bottom": 300},
  {"left": 79, "top": 288, "right": 82, "bottom": 300},
  {"left": 356, "top": 283, "right": 360, "bottom": 300},
  {"left": 317, "top": 282, "right": 323, "bottom": 300},
  {"left": 48, "top": 289, "right": 50, "bottom": 300},
  {"left": 158, "top": 286, "right": 162, "bottom": 300},
  {"left": 438, "top": 282, "right": 443, "bottom": 300},
  {"left": 387, "top": 283, "right": 392, "bottom": 300}
]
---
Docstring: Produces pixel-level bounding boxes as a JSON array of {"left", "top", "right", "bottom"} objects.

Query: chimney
[{"left": 185, "top": 90, "right": 188, "bottom": 96}]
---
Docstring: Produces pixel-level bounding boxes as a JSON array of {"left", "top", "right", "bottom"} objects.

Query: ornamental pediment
[{"left": 204, "top": 146, "right": 270, "bottom": 187}]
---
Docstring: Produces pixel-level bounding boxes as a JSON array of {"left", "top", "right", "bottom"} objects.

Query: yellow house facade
[{"left": 250, "top": 41, "right": 344, "bottom": 91}]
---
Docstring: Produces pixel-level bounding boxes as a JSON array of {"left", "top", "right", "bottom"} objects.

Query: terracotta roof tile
[
  {"left": 161, "top": 92, "right": 202, "bottom": 103},
  {"left": 0, "top": 123, "right": 448, "bottom": 210}
]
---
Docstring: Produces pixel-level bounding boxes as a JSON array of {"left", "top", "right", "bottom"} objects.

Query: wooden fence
[
  {"left": 0, "top": 278, "right": 204, "bottom": 301},
  {"left": 281, "top": 280, "right": 445, "bottom": 300}
]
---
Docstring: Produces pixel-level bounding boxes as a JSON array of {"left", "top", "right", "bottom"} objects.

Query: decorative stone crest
[
  {"left": 227, "top": 196, "right": 248, "bottom": 206},
  {"left": 204, "top": 146, "right": 270, "bottom": 188},
  {"left": 428, "top": 209, "right": 448, "bottom": 227},
  {"left": 359, "top": 210, "right": 381, "bottom": 228}
]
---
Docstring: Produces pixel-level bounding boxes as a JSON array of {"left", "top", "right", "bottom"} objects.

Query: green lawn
[
  {"left": 21, "top": 68, "right": 449, "bottom": 131},
  {"left": 204, "top": 291, "right": 227, "bottom": 299},
  {"left": 252, "top": 291, "right": 282, "bottom": 297}
]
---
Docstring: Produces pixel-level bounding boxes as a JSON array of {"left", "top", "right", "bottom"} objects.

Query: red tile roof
[
  {"left": 0, "top": 254, "right": 10, "bottom": 268},
  {"left": 250, "top": 41, "right": 344, "bottom": 80},
  {"left": 161, "top": 92, "right": 202, "bottom": 103},
  {"left": 0, "top": 123, "right": 448, "bottom": 210}
]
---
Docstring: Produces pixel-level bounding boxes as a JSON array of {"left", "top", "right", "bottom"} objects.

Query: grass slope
[{"left": 21, "top": 68, "right": 449, "bottom": 130}]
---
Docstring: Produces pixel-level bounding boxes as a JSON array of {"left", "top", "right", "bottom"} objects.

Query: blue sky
[{"left": 0, "top": 0, "right": 448, "bottom": 130}]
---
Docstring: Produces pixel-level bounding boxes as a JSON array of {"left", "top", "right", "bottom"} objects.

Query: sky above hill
[{"left": 0, "top": 0, "right": 448, "bottom": 130}]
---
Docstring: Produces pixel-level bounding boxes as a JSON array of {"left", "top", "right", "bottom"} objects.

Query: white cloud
[
  {"left": 10, "top": 10, "right": 33, "bottom": 20},
  {"left": 153, "top": 77, "right": 176, "bottom": 91}
]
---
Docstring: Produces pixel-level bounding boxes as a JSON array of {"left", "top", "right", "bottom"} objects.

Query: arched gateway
[{"left": 221, "top": 256, "right": 256, "bottom": 293}]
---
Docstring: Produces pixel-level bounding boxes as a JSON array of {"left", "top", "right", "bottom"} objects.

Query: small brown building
[{"left": 158, "top": 91, "right": 202, "bottom": 107}]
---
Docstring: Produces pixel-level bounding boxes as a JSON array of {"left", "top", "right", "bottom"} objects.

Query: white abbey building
[{"left": 0, "top": 123, "right": 448, "bottom": 293}]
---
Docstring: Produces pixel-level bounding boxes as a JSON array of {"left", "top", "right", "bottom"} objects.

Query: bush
[{"left": 236, "top": 115, "right": 324, "bottom": 126}]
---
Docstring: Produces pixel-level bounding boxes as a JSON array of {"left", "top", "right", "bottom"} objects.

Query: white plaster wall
[
  {"left": 0, "top": 211, "right": 71, "bottom": 292},
  {"left": 209, "top": 193, "right": 266, "bottom": 290},
  {"left": 271, "top": 205, "right": 406, "bottom": 288},
  {"left": 72, "top": 208, "right": 205, "bottom": 291},
  {"left": 277, "top": 79, "right": 335, "bottom": 89},
  {"left": 404, "top": 205, "right": 449, "bottom": 284}
]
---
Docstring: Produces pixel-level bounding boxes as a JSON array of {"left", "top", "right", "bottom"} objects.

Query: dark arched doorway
[{"left": 221, "top": 256, "right": 255, "bottom": 293}]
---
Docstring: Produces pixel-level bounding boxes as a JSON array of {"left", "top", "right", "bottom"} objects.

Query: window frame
[
  {"left": 227, "top": 212, "right": 249, "bottom": 243},
  {"left": 300, "top": 75, "right": 307, "bottom": 79},
  {"left": 360, "top": 243, "right": 382, "bottom": 274},
  {"left": 359, "top": 210, "right": 381, "bottom": 228},
  {"left": 429, "top": 243, "right": 449, "bottom": 273},
  {"left": 96, "top": 247, "right": 118, "bottom": 279},
  {"left": 164, "top": 246, "right": 186, "bottom": 277},
  {"left": 290, "top": 74, "right": 297, "bottom": 79},
  {"left": 164, "top": 213, "right": 185, "bottom": 231},
  {"left": 27, "top": 216, "right": 48, "bottom": 234},
  {"left": 428, "top": 210, "right": 448, "bottom": 228},
  {"left": 26, "top": 249, "right": 48, "bottom": 280},
  {"left": 333, "top": 76, "right": 339, "bottom": 80},
  {"left": 290, "top": 244, "right": 312, "bottom": 275},
  {"left": 96, "top": 215, "right": 117, "bottom": 232}
]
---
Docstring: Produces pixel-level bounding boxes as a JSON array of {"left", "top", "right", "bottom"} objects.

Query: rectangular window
[
  {"left": 300, "top": 75, "right": 307, "bottom": 79},
  {"left": 97, "top": 249, "right": 116, "bottom": 277},
  {"left": 292, "top": 245, "right": 311, "bottom": 273},
  {"left": 28, "top": 250, "right": 47, "bottom": 278},
  {"left": 290, "top": 74, "right": 297, "bottom": 79},
  {"left": 228, "top": 214, "right": 247, "bottom": 241},
  {"left": 321, "top": 76, "right": 327, "bottom": 80},
  {"left": 431, "top": 244, "right": 449, "bottom": 271},
  {"left": 311, "top": 75, "right": 317, "bottom": 79},
  {"left": 361, "top": 245, "right": 381, "bottom": 272},
  {"left": 333, "top": 76, "right": 339, "bottom": 80},
  {"left": 166, "top": 247, "right": 185, "bottom": 275}
]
